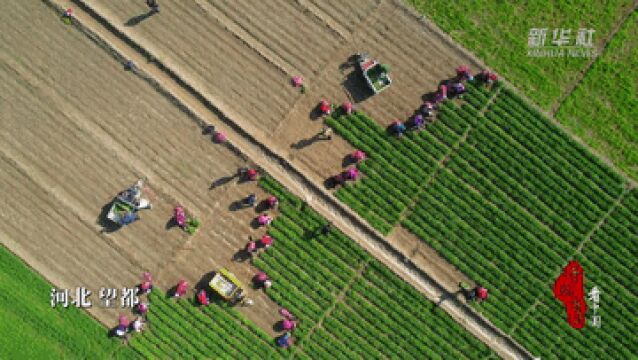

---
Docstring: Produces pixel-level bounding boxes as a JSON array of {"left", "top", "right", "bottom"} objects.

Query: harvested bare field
[{"left": 0, "top": 0, "right": 281, "bottom": 333}]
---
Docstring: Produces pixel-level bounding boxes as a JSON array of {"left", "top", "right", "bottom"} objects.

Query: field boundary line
[
  {"left": 396, "top": 126, "right": 471, "bottom": 224},
  {"left": 574, "top": 185, "right": 630, "bottom": 255},
  {"left": 55, "top": 1, "right": 534, "bottom": 358},
  {"left": 551, "top": 0, "right": 638, "bottom": 116},
  {"left": 295, "top": 260, "right": 370, "bottom": 355},
  {"left": 294, "top": 0, "right": 351, "bottom": 41}
]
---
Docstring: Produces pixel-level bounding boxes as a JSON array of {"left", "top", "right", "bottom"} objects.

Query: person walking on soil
[
  {"left": 317, "top": 126, "right": 332, "bottom": 140},
  {"left": 146, "top": 0, "right": 160, "bottom": 12}
]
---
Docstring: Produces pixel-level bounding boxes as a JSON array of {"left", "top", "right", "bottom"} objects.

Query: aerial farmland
[{"left": 0, "top": 0, "right": 635, "bottom": 359}]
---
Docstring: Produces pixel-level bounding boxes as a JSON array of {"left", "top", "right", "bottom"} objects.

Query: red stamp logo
[{"left": 552, "top": 261, "right": 587, "bottom": 329}]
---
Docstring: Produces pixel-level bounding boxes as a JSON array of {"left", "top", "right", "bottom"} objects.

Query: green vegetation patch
[
  {"left": 556, "top": 11, "right": 638, "bottom": 180},
  {"left": 0, "top": 246, "right": 139, "bottom": 360}
]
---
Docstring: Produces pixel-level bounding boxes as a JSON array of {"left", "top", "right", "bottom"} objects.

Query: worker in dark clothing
[{"left": 146, "top": 0, "right": 160, "bottom": 12}]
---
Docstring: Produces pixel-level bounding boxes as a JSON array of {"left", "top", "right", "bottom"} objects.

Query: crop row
[
  {"left": 496, "top": 88, "right": 625, "bottom": 195},
  {"left": 269, "top": 222, "right": 354, "bottom": 284},
  {"left": 326, "top": 110, "right": 463, "bottom": 233},
  {"left": 0, "top": 247, "right": 142, "bottom": 360},
  {"left": 364, "top": 262, "right": 488, "bottom": 347},
  {"left": 422, "top": 170, "right": 564, "bottom": 279},
  {"left": 348, "top": 282, "right": 457, "bottom": 358},
  {"left": 301, "top": 330, "right": 355, "bottom": 360},
  {"left": 470, "top": 120, "right": 605, "bottom": 234},
  {"left": 487, "top": 99, "right": 618, "bottom": 211},
  {"left": 274, "top": 201, "right": 370, "bottom": 266},
  {"left": 446, "top": 146, "right": 581, "bottom": 248},
  {"left": 145, "top": 290, "right": 277, "bottom": 359},
  {"left": 403, "top": 182, "right": 554, "bottom": 327},
  {"left": 350, "top": 276, "right": 486, "bottom": 359},
  {"left": 455, "top": 136, "right": 587, "bottom": 247}
]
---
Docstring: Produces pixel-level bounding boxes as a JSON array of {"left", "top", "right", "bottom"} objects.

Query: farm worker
[
  {"left": 279, "top": 308, "right": 294, "bottom": 319},
  {"left": 320, "top": 223, "right": 331, "bottom": 235},
  {"left": 125, "top": 60, "right": 136, "bottom": 71},
  {"left": 257, "top": 214, "right": 272, "bottom": 226},
  {"left": 130, "top": 317, "right": 145, "bottom": 333},
  {"left": 475, "top": 287, "right": 488, "bottom": 303},
  {"left": 332, "top": 173, "right": 345, "bottom": 186},
  {"left": 246, "top": 169, "right": 259, "bottom": 181},
  {"left": 260, "top": 234, "right": 273, "bottom": 248},
  {"left": 352, "top": 150, "right": 366, "bottom": 162},
  {"left": 345, "top": 168, "right": 359, "bottom": 180},
  {"left": 254, "top": 271, "right": 269, "bottom": 288},
  {"left": 479, "top": 70, "right": 497, "bottom": 84},
  {"left": 291, "top": 76, "right": 303, "bottom": 87},
  {"left": 136, "top": 302, "right": 149, "bottom": 316},
  {"left": 63, "top": 8, "right": 73, "bottom": 18},
  {"left": 277, "top": 332, "right": 292, "bottom": 348},
  {"left": 114, "top": 314, "right": 129, "bottom": 338},
  {"left": 434, "top": 84, "right": 448, "bottom": 103},
  {"left": 241, "top": 297, "right": 254, "bottom": 307},
  {"left": 146, "top": 0, "right": 160, "bottom": 12},
  {"left": 174, "top": 279, "right": 188, "bottom": 298},
  {"left": 342, "top": 101, "right": 353, "bottom": 115},
  {"left": 456, "top": 65, "right": 473, "bottom": 81},
  {"left": 243, "top": 193, "right": 257, "bottom": 207},
  {"left": 245, "top": 240, "right": 257, "bottom": 253},
  {"left": 137, "top": 272, "right": 153, "bottom": 295},
  {"left": 197, "top": 290, "right": 210, "bottom": 306},
  {"left": 451, "top": 82, "right": 466, "bottom": 96},
  {"left": 213, "top": 131, "right": 227, "bottom": 143},
  {"left": 282, "top": 319, "right": 296, "bottom": 331},
  {"left": 391, "top": 121, "right": 406, "bottom": 137},
  {"left": 319, "top": 100, "right": 331, "bottom": 115},
  {"left": 118, "top": 314, "right": 129, "bottom": 328},
  {"left": 412, "top": 114, "right": 425, "bottom": 129},
  {"left": 421, "top": 101, "right": 434, "bottom": 117},
  {"left": 174, "top": 206, "right": 186, "bottom": 227},
  {"left": 263, "top": 280, "right": 273, "bottom": 289},
  {"left": 318, "top": 126, "right": 333, "bottom": 140},
  {"left": 266, "top": 195, "right": 279, "bottom": 208}
]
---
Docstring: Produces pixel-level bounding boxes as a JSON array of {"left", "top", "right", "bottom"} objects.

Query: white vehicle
[
  {"left": 356, "top": 53, "right": 392, "bottom": 94},
  {"left": 107, "top": 180, "right": 151, "bottom": 226}
]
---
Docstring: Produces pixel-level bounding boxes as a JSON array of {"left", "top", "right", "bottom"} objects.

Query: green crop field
[
  {"left": 129, "top": 291, "right": 282, "bottom": 359},
  {"left": 407, "top": 0, "right": 637, "bottom": 182},
  {"left": 556, "top": 11, "right": 638, "bottom": 181},
  {"left": 406, "top": 0, "right": 633, "bottom": 109},
  {"left": 326, "top": 79, "right": 636, "bottom": 358},
  {"left": 0, "top": 246, "right": 139, "bottom": 360},
  {"left": 326, "top": 80, "right": 501, "bottom": 234}
]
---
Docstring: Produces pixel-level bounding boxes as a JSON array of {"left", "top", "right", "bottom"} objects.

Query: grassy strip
[{"left": 0, "top": 245, "right": 140, "bottom": 360}]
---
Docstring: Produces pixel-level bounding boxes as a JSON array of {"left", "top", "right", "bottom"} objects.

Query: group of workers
[
  {"left": 388, "top": 66, "right": 498, "bottom": 137},
  {"left": 276, "top": 308, "right": 298, "bottom": 348},
  {"left": 114, "top": 272, "right": 154, "bottom": 342}
]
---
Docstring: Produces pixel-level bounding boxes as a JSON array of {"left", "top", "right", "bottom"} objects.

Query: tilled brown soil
[{"left": 0, "top": 0, "right": 281, "bottom": 333}]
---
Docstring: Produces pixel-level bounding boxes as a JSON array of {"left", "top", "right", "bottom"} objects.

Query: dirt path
[{"left": 54, "top": 1, "right": 535, "bottom": 358}]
